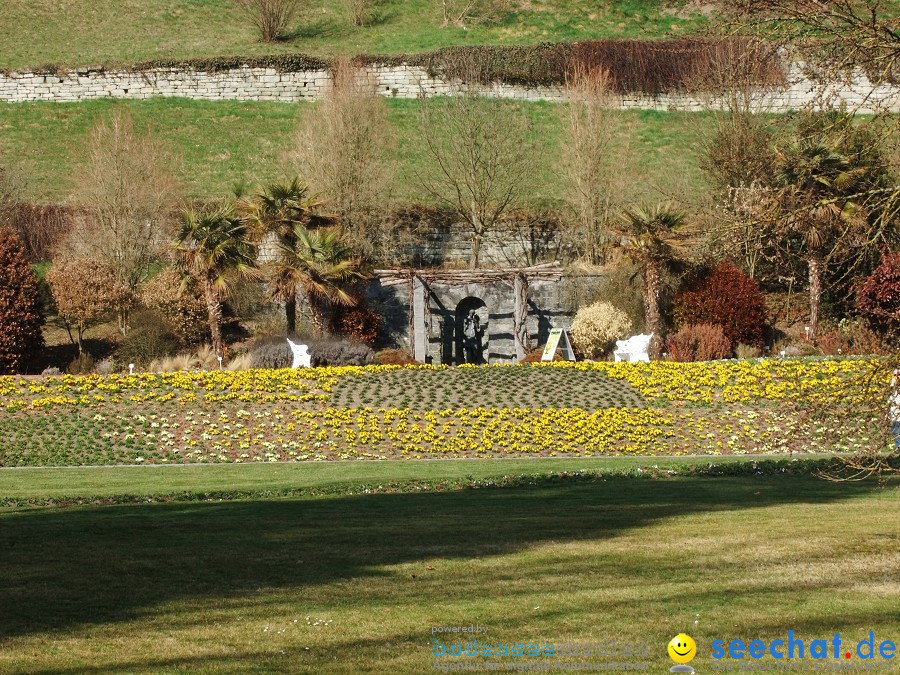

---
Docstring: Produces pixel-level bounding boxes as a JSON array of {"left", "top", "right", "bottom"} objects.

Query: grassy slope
[
  {"left": 0, "top": 0, "right": 712, "bottom": 71},
  {"left": 0, "top": 472, "right": 896, "bottom": 672},
  {"left": 0, "top": 98, "right": 712, "bottom": 203}
]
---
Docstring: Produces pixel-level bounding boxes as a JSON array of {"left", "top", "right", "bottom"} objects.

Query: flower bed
[{"left": 0, "top": 359, "right": 888, "bottom": 466}]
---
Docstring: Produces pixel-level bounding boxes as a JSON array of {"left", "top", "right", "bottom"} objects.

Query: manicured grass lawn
[
  {"left": 0, "top": 0, "right": 712, "bottom": 71},
  {"left": 0, "top": 455, "right": 797, "bottom": 502},
  {"left": 0, "top": 468, "right": 896, "bottom": 673},
  {"left": 0, "top": 98, "right": 711, "bottom": 203}
]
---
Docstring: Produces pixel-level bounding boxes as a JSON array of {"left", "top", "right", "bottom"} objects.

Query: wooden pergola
[{"left": 374, "top": 262, "right": 564, "bottom": 362}]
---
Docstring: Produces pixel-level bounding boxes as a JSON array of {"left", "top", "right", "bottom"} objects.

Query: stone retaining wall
[{"left": 1, "top": 62, "right": 899, "bottom": 112}]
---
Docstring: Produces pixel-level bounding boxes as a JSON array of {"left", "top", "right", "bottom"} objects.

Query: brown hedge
[{"left": 359, "top": 38, "right": 786, "bottom": 93}]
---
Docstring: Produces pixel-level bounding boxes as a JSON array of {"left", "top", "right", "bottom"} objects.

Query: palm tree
[
  {"left": 239, "top": 178, "right": 335, "bottom": 333},
  {"left": 610, "top": 204, "right": 694, "bottom": 358},
  {"left": 270, "top": 225, "right": 367, "bottom": 334},
  {"left": 174, "top": 205, "right": 258, "bottom": 356},
  {"left": 774, "top": 141, "right": 871, "bottom": 340}
]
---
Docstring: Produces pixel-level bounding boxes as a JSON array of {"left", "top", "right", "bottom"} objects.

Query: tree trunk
[
  {"left": 285, "top": 290, "right": 297, "bottom": 334},
  {"left": 642, "top": 262, "right": 664, "bottom": 359},
  {"left": 469, "top": 230, "right": 483, "bottom": 269},
  {"left": 807, "top": 251, "right": 824, "bottom": 341},
  {"left": 204, "top": 278, "right": 224, "bottom": 355}
]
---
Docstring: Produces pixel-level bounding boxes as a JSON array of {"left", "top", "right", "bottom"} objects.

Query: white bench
[
  {"left": 286, "top": 339, "right": 312, "bottom": 368},
  {"left": 614, "top": 333, "right": 653, "bottom": 363}
]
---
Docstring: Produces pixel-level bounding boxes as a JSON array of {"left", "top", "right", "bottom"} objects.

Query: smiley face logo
[{"left": 668, "top": 634, "right": 697, "bottom": 664}]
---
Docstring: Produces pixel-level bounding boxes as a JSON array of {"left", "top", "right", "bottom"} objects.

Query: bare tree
[
  {"left": 67, "top": 107, "right": 178, "bottom": 333},
  {"left": 340, "top": 0, "right": 374, "bottom": 26},
  {"left": 418, "top": 76, "right": 534, "bottom": 269},
  {"left": 235, "top": 0, "right": 301, "bottom": 42},
  {"left": 728, "top": 0, "right": 899, "bottom": 84},
  {"left": 288, "top": 60, "right": 394, "bottom": 259},
  {"left": 434, "top": 0, "right": 507, "bottom": 27},
  {"left": 560, "top": 65, "right": 635, "bottom": 266}
]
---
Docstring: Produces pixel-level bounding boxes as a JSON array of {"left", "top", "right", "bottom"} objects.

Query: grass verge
[{"left": 0, "top": 455, "right": 841, "bottom": 505}]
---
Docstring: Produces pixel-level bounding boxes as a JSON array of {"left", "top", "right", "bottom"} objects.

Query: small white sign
[{"left": 541, "top": 328, "right": 576, "bottom": 362}]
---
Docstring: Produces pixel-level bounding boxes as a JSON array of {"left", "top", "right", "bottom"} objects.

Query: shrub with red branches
[
  {"left": 0, "top": 228, "right": 44, "bottom": 373},
  {"left": 674, "top": 263, "right": 766, "bottom": 348},
  {"left": 856, "top": 249, "right": 900, "bottom": 338}
]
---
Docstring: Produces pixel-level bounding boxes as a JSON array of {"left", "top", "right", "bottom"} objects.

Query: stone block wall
[{"left": 1, "top": 61, "right": 898, "bottom": 112}]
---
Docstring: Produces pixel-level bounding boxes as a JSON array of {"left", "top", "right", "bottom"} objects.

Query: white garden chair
[
  {"left": 286, "top": 338, "right": 312, "bottom": 368},
  {"left": 613, "top": 333, "right": 653, "bottom": 363}
]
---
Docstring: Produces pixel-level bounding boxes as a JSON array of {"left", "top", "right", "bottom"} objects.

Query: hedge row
[
  {"left": 359, "top": 38, "right": 786, "bottom": 93},
  {"left": 12, "top": 38, "right": 786, "bottom": 94}
]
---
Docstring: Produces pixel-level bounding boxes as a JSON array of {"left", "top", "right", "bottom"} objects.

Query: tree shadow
[
  {"left": 0, "top": 477, "right": 886, "bottom": 642},
  {"left": 282, "top": 18, "right": 345, "bottom": 42}
]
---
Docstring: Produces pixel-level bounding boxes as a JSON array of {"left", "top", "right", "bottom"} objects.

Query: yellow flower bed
[{"left": 0, "top": 358, "right": 888, "bottom": 466}]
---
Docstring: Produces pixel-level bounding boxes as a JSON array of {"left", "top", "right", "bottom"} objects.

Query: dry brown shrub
[
  {"left": 666, "top": 323, "right": 732, "bottom": 362},
  {"left": 47, "top": 258, "right": 133, "bottom": 352},
  {"left": 234, "top": 0, "right": 301, "bottom": 41}
]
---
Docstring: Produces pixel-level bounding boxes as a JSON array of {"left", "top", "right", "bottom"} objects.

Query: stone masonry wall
[{"left": 1, "top": 62, "right": 899, "bottom": 112}]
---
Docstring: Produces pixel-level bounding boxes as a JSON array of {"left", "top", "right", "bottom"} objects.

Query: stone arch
[{"left": 455, "top": 296, "right": 488, "bottom": 365}]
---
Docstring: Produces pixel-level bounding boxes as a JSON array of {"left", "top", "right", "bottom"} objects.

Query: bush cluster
[
  {"left": 333, "top": 301, "right": 382, "bottom": 347},
  {"left": 666, "top": 323, "right": 732, "bottom": 362},
  {"left": 140, "top": 268, "right": 208, "bottom": 347},
  {"left": 673, "top": 263, "right": 767, "bottom": 348},
  {"left": 0, "top": 228, "right": 44, "bottom": 373},
  {"left": 115, "top": 309, "right": 182, "bottom": 367},
  {"left": 855, "top": 249, "right": 900, "bottom": 338},
  {"left": 570, "top": 301, "right": 633, "bottom": 359}
]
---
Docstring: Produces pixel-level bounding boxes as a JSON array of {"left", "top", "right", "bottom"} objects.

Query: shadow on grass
[{"left": 0, "top": 477, "right": 887, "bottom": 642}]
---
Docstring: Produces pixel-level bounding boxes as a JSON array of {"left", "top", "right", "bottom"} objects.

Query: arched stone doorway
[{"left": 455, "top": 296, "right": 487, "bottom": 365}]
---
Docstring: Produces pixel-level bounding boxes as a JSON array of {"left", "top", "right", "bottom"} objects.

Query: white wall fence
[{"left": 1, "top": 61, "right": 898, "bottom": 112}]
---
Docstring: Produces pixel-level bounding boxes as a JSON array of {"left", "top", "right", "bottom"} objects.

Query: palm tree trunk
[
  {"left": 285, "top": 290, "right": 297, "bottom": 334},
  {"left": 643, "top": 262, "right": 664, "bottom": 359},
  {"left": 204, "top": 278, "right": 224, "bottom": 355},
  {"left": 807, "top": 251, "right": 824, "bottom": 341}
]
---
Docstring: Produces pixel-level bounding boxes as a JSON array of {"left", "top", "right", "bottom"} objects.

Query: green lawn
[
  {"left": 0, "top": 0, "right": 713, "bottom": 71},
  {"left": 0, "top": 456, "right": 818, "bottom": 503},
  {"left": 0, "top": 465, "right": 896, "bottom": 673},
  {"left": 0, "top": 98, "right": 712, "bottom": 203}
]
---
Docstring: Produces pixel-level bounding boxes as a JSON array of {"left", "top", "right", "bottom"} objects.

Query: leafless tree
[
  {"left": 559, "top": 65, "right": 636, "bottom": 266},
  {"left": 417, "top": 72, "right": 534, "bottom": 269},
  {"left": 728, "top": 0, "right": 899, "bottom": 84},
  {"left": 340, "top": 0, "right": 374, "bottom": 26},
  {"left": 288, "top": 59, "right": 394, "bottom": 259},
  {"left": 67, "top": 108, "right": 178, "bottom": 332},
  {"left": 434, "top": 0, "right": 508, "bottom": 27},
  {"left": 234, "top": 0, "right": 301, "bottom": 42}
]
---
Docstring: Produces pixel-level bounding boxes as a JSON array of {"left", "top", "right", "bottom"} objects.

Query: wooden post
[
  {"left": 513, "top": 273, "right": 529, "bottom": 360},
  {"left": 412, "top": 275, "right": 427, "bottom": 362}
]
